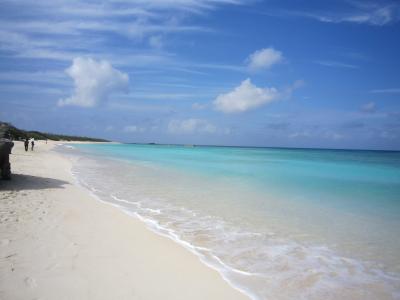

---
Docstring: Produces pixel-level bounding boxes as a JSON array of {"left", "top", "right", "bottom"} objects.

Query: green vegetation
[{"left": 0, "top": 122, "right": 109, "bottom": 142}]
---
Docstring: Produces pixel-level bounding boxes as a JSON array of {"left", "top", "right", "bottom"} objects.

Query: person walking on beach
[
  {"left": 31, "top": 138, "right": 35, "bottom": 151},
  {"left": 24, "top": 138, "right": 29, "bottom": 152}
]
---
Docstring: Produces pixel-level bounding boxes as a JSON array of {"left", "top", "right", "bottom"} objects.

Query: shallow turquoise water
[
  {"left": 65, "top": 143, "right": 400, "bottom": 300},
  {"left": 75, "top": 144, "right": 400, "bottom": 217}
]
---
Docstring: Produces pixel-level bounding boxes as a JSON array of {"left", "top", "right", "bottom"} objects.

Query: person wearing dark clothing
[
  {"left": 31, "top": 140, "right": 35, "bottom": 151},
  {"left": 24, "top": 138, "right": 29, "bottom": 151}
]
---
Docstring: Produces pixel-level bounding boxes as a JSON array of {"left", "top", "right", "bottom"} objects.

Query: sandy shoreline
[{"left": 0, "top": 141, "right": 248, "bottom": 300}]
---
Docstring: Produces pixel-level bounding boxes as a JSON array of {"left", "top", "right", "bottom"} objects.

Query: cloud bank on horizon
[{"left": 1, "top": 0, "right": 400, "bottom": 150}]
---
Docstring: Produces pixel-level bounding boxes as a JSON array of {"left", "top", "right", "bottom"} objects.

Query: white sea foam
[{"left": 60, "top": 146, "right": 400, "bottom": 300}]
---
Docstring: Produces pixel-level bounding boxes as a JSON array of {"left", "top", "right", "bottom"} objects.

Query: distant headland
[{"left": 0, "top": 122, "right": 109, "bottom": 142}]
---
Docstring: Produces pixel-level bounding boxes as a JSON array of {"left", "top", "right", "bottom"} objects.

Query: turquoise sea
[{"left": 60, "top": 144, "right": 400, "bottom": 300}]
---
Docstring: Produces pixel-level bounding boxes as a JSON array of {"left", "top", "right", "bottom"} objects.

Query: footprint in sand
[{"left": 24, "top": 277, "right": 37, "bottom": 288}]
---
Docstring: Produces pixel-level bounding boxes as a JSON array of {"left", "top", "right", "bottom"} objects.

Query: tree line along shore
[{"left": 0, "top": 122, "right": 108, "bottom": 142}]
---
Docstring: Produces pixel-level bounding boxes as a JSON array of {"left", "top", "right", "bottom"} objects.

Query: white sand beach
[{"left": 0, "top": 141, "right": 248, "bottom": 300}]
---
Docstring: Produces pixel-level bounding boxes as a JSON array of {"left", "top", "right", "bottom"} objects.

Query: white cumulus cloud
[
  {"left": 213, "top": 78, "right": 281, "bottom": 113},
  {"left": 246, "top": 47, "right": 283, "bottom": 71},
  {"left": 168, "top": 119, "right": 217, "bottom": 134},
  {"left": 58, "top": 57, "right": 129, "bottom": 107}
]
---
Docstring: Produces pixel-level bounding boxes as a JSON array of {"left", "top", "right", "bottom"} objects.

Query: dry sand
[{"left": 0, "top": 141, "right": 248, "bottom": 300}]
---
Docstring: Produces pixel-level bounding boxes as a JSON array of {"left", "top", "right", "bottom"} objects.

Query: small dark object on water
[{"left": 0, "top": 123, "right": 14, "bottom": 180}]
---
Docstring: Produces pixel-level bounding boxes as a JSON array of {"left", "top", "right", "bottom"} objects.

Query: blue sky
[{"left": 1, "top": 0, "right": 399, "bottom": 150}]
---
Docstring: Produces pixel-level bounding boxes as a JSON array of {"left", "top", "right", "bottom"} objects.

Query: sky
[{"left": 1, "top": 0, "right": 400, "bottom": 150}]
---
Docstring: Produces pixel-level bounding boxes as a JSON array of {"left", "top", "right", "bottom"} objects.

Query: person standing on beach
[
  {"left": 31, "top": 138, "right": 35, "bottom": 151},
  {"left": 24, "top": 138, "right": 29, "bottom": 152}
]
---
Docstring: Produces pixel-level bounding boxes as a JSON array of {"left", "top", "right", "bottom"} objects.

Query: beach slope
[{"left": 0, "top": 141, "right": 248, "bottom": 300}]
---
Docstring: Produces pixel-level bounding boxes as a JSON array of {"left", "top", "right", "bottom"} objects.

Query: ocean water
[{"left": 59, "top": 144, "right": 400, "bottom": 299}]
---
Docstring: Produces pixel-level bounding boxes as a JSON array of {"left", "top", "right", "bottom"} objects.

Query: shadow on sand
[{"left": 0, "top": 174, "right": 69, "bottom": 191}]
